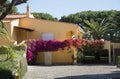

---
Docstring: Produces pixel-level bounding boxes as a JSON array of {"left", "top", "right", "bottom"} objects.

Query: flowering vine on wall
[{"left": 26, "top": 39, "right": 104, "bottom": 63}]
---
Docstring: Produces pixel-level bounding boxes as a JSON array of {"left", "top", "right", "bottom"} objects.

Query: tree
[
  {"left": 0, "top": 21, "right": 10, "bottom": 40},
  {"left": 32, "top": 12, "right": 58, "bottom": 21},
  {"left": 10, "top": 5, "right": 18, "bottom": 14},
  {"left": 0, "top": 0, "right": 28, "bottom": 41},
  {"left": 81, "top": 18, "right": 110, "bottom": 40},
  {"left": 60, "top": 10, "right": 120, "bottom": 42},
  {"left": 0, "top": 0, "right": 28, "bottom": 20},
  {"left": 1, "top": 1, "right": 18, "bottom": 14}
]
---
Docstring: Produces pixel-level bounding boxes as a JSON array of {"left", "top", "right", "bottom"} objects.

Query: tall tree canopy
[
  {"left": 60, "top": 10, "right": 120, "bottom": 42},
  {"left": 60, "top": 10, "right": 120, "bottom": 27},
  {"left": 0, "top": 0, "right": 28, "bottom": 20},
  {"left": 32, "top": 12, "right": 58, "bottom": 21}
]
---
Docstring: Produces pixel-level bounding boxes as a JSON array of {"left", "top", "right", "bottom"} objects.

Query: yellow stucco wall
[
  {"left": 2, "top": 18, "right": 83, "bottom": 45},
  {"left": 36, "top": 52, "right": 45, "bottom": 64},
  {"left": 52, "top": 49, "right": 73, "bottom": 64},
  {"left": 19, "top": 18, "right": 82, "bottom": 41},
  {"left": 36, "top": 47, "right": 77, "bottom": 65}
]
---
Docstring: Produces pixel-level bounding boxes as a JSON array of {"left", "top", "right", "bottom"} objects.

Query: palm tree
[
  {"left": 81, "top": 18, "right": 110, "bottom": 40},
  {"left": 0, "top": 21, "right": 10, "bottom": 40},
  {"left": 80, "top": 18, "right": 111, "bottom": 60}
]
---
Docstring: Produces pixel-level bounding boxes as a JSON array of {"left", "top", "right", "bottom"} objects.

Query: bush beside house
[
  {"left": 0, "top": 44, "right": 27, "bottom": 79},
  {"left": 76, "top": 39, "right": 105, "bottom": 63}
]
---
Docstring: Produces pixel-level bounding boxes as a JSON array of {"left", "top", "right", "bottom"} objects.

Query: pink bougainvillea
[
  {"left": 26, "top": 39, "right": 104, "bottom": 63},
  {"left": 81, "top": 39, "right": 104, "bottom": 51}
]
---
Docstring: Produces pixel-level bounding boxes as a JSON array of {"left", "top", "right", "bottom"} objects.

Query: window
[{"left": 42, "top": 33, "right": 54, "bottom": 40}]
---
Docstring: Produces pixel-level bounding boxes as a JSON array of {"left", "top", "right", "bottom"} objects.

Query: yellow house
[{"left": 2, "top": 5, "right": 83, "bottom": 65}]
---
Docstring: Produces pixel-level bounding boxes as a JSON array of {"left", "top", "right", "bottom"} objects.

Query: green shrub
[
  {"left": 117, "top": 56, "right": 120, "bottom": 68},
  {"left": 11, "top": 44, "right": 26, "bottom": 51},
  {"left": 0, "top": 45, "right": 27, "bottom": 79},
  {"left": 0, "top": 70, "right": 14, "bottom": 79},
  {"left": 77, "top": 50, "right": 84, "bottom": 63},
  {"left": 83, "top": 50, "right": 95, "bottom": 56},
  {"left": 17, "top": 54, "right": 27, "bottom": 79},
  {"left": 0, "top": 46, "right": 14, "bottom": 61},
  {"left": 98, "top": 49, "right": 108, "bottom": 57},
  {"left": 77, "top": 48, "right": 109, "bottom": 63},
  {"left": 12, "top": 50, "right": 27, "bottom": 79}
]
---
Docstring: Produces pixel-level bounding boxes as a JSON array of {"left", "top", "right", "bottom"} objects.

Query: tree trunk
[
  {"left": 0, "top": 0, "right": 16, "bottom": 20},
  {"left": 93, "top": 34, "right": 101, "bottom": 40},
  {"left": 0, "top": 0, "right": 28, "bottom": 20}
]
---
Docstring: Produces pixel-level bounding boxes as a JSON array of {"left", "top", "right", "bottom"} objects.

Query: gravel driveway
[{"left": 24, "top": 64, "right": 120, "bottom": 79}]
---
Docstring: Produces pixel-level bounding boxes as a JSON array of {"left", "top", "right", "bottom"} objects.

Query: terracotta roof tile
[{"left": 5, "top": 14, "right": 26, "bottom": 19}]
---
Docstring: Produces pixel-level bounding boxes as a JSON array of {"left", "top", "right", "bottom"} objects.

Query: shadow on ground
[{"left": 55, "top": 71, "right": 120, "bottom": 79}]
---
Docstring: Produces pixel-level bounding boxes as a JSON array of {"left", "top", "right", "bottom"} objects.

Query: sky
[{"left": 17, "top": 0, "right": 120, "bottom": 19}]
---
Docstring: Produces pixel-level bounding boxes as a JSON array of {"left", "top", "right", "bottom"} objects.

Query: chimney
[
  {"left": 26, "top": 3, "right": 34, "bottom": 18},
  {"left": 26, "top": 3, "right": 31, "bottom": 18}
]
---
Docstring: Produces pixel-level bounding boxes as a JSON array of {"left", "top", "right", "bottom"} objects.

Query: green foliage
[
  {"left": 32, "top": 12, "right": 58, "bottom": 21},
  {"left": 0, "top": 46, "right": 15, "bottom": 69},
  {"left": 82, "top": 18, "right": 110, "bottom": 40},
  {"left": 11, "top": 6, "right": 18, "bottom": 14},
  {"left": 60, "top": 10, "right": 120, "bottom": 42},
  {"left": 0, "top": 45, "right": 27, "bottom": 79},
  {"left": 76, "top": 40, "right": 105, "bottom": 62},
  {"left": 77, "top": 49, "right": 109, "bottom": 63},
  {"left": 0, "top": 0, "right": 28, "bottom": 20},
  {"left": 0, "top": 0, "right": 18, "bottom": 14},
  {"left": 0, "top": 21, "right": 11, "bottom": 40},
  {"left": 77, "top": 50, "right": 84, "bottom": 63},
  {"left": 0, "top": 46, "right": 14, "bottom": 61},
  {"left": 17, "top": 53, "right": 27, "bottom": 78},
  {"left": 117, "top": 56, "right": 120, "bottom": 68},
  {"left": 11, "top": 44, "right": 26, "bottom": 51}
]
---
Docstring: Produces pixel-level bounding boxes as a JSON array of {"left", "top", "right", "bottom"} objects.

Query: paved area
[{"left": 24, "top": 64, "right": 120, "bottom": 79}]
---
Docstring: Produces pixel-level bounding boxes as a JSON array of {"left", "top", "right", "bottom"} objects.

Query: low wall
[
  {"left": 103, "top": 41, "right": 120, "bottom": 64},
  {"left": 36, "top": 47, "right": 77, "bottom": 65},
  {"left": 104, "top": 41, "right": 111, "bottom": 64},
  {"left": 112, "top": 43, "right": 120, "bottom": 64},
  {"left": 36, "top": 52, "right": 45, "bottom": 64},
  {"left": 52, "top": 49, "right": 73, "bottom": 64}
]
